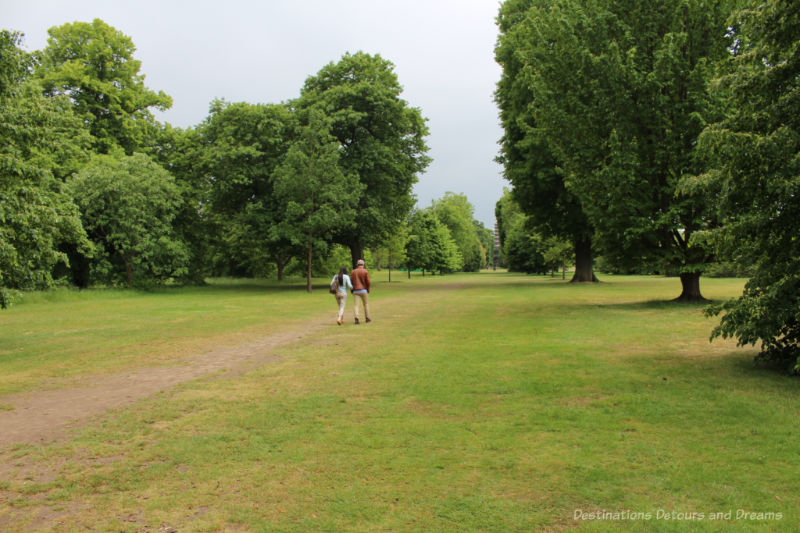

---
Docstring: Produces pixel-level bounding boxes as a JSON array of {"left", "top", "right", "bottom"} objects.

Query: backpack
[{"left": 330, "top": 276, "right": 340, "bottom": 294}]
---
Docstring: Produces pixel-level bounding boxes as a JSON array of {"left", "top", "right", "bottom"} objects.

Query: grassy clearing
[
  {"left": 1, "top": 272, "right": 798, "bottom": 531},
  {"left": 0, "top": 277, "right": 332, "bottom": 396}
]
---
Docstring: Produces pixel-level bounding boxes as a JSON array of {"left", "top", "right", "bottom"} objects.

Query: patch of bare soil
[{"left": 0, "top": 314, "right": 333, "bottom": 448}]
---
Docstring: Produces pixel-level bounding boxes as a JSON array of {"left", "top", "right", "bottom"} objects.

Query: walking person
[
  {"left": 331, "top": 266, "right": 353, "bottom": 326},
  {"left": 350, "top": 259, "right": 371, "bottom": 324}
]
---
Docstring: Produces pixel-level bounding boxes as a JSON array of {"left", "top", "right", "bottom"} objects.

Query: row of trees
[
  {"left": 406, "top": 193, "right": 495, "bottom": 277},
  {"left": 495, "top": 0, "right": 799, "bottom": 370},
  {"left": 1, "top": 19, "right": 493, "bottom": 304}
]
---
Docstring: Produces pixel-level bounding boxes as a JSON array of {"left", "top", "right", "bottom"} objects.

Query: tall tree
[
  {"left": 432, "top": 192, "right": 483, "bottom": 272},
  {"left": 273, "top": 110, "right": 361, "bottom": 292},
  {"left": 149, "top": 123, "right": 213, "bottom": 283},
  {"left": 495, "top": 0, "right": 598, "bottom": 282},
  {"left": 515, "top": 0, "right": 733, "bottom": 299},
  {"left": 406, "top": 209, "right": 462, "bottom": 276},
  {"left": 695, "top": 0, "right": 800, "bottom": 371},
  {"left": 0, "top": 31, "right": 91, "bottom": 306},
  {"left": 35, "top": 18, "right": 172, "bottom": 154},
  {"left": 199, "top": 100, "right": 296, "bottom": 279},
  {"left": 474, "top": 220, "right": 495, "bottom": 269},
  {"left": 406, "top": 210, "right": 437, "bottom": 277},
  {"left": 298, "top": 52, "right": 431, "bottom": 265}
]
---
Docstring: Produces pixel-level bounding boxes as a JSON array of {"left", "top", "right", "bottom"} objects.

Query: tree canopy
[
  {"left": 198, "top": 99, "right": 297, "bottom": 278},
  {"left": 0, "top": 31, "right": 91, "bottom": 306},
  {"left": 406, "top": 209, "right": 462, "bottom": 275},
  {"left": 299, "top": 52, "right": 431, "bottom": 265},
  {"left": 35, "top": 19, "right": 172, "bottom": 154},
  {"left": 273, "top": 110, "right": 361, "bottom": 292},
  {"left": 495, "top": 0, "right": 598, "bottom": 282},
  {"left": 496, "top": 0, "right": 734, "bottom": 297},
  {"left": 495, "top": 188, "right": 547, "bottom": 274},
  {"left": 67, "top": 153, "right": 189, "bottom": 287},
  {"left": 432, "top": 192, "right": 484, "bottom": 272},
  {"left": 695, "top": 0, "right": 800, "bottom": 371}
]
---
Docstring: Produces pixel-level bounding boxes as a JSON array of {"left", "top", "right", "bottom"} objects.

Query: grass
[
  {"left": 1, "top": 272, "right": 798, "bottom": 531},
  {"left": 0, "top": 277, "right": 333, "bottom": 396}
]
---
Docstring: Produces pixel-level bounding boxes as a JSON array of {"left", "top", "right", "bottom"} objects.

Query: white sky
[{"left": 2, "top": 0, "right": 506, "bottom": 227}]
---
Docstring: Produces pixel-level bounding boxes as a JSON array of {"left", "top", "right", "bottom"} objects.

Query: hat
[{"left": 357, "top": 259, "right": 365, "bottom": 266}]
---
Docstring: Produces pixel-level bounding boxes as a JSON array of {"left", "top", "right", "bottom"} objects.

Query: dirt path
[{"left": 0, "top": 314, "right": 332, "bottom": 448}]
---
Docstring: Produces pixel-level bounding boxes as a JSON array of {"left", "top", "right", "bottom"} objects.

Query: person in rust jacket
[{"left": 350, "top": 259, "right": 371, "bottom": 324}]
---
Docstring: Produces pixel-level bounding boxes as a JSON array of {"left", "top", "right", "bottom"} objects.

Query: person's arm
[{"left": 366, "top": 271, "right": 371, "bottom": 292}]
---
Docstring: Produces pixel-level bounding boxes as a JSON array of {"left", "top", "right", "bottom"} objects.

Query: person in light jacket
[{"left": 332, "top": 266, "right": 353, "bottom": 325}]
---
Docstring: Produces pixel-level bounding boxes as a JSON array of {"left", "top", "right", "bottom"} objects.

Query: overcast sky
[{"left": 2, "top": 0, "right": 506, "bottom": 227}]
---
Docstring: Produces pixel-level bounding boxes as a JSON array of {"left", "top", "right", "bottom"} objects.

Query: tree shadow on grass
[
  {"left": 727, "top": 352, "right": 800, "bottom": 381},
  {"left": 591, "top": 299, "right": 716, "bottom": 312},
  {"left": 144, "top": 278, "right": 315, "bottom": 296},
  {"left": 390, "top": 275, "right": 580, "bottom": 293}
]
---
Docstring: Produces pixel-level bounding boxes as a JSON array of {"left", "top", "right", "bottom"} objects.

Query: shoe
[
  {"left": 337, "top": 318, "right": 342, "bottom": 325},
  {"left": 354, "top": 318, "right": 360, "bottom": 325},
  {"left": 365, "top": 318, "right": 371, "bottom": 323}
]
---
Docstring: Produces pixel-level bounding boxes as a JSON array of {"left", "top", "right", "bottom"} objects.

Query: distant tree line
[
  {"left": 495, "top": 0, "right": 800, "bottom": 371},
  {"left": 1, "top": 19, "right": 495, "bottom": 305}
]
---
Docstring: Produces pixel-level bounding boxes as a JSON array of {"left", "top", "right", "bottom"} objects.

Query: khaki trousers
[{"left": 353, "top": 292, "right": 370, "bottom": 321}]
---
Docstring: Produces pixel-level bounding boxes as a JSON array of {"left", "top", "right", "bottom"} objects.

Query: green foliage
[
  {"left": 495, "top": 188, "right": 563, "bottom": 275},
  {"left": 199, "top": 99, "right": 296, "bottom": 278},
  {"left": 542, "top": 236, "right": 572, "bottom": 278},
  {"left": 495, "top": 188, "right": 544, "bottom": 273},
  {"left": 495, "top": 1, "right": 597, "bottom": 279},
  {"left": 273, "top": 110, "right": 362, "bottom": 291},
  {"left": 299, "top": 51, "right": 431, "bottom": 261},
  {"left": 0, "top": 31, "right": 91, "bottom": 305},
  {"left": 474, "top": 220, "right": 494, "bottom": 269},
  {"left": 504, "top": 220, "right": 547, "bottom": 274},
  {"left": 35, "top": 19, "right": 172, "bottom": 154},
  {"left": 370, "top": 224, "right": 409, "bottom": 278},
  {"left": 0, "top": 30, "right": 30, "bottom": 98},
  {"left": 493, "top": 188, "right": 517, "bottom": 254},
  {"left": 431, "top": 192, "right": 484, "bottom": 271},
  {"left": 501, "top": 0, "right": 734, "bottom": 293},
  {"left": 67, "top": 153, "right": 189, "bottom": 287},
  {"left": 148, "top": 124, "right": 213, "bottom": 283},
  {"left": 698, "top": 0, "right": 800, "bottom": 371},
  {"left": 406, "top": 209, "right": 462, "bottom": 274},
  {"left": 314, "top": 244, "right": 353, "bottom": 278}
]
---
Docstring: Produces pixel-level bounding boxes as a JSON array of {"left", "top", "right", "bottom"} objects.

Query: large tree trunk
[
  {"left": 349, "top": 242, "right": 363, "bottom": 269},
  {"left": 306, "top": 237, "right": 313, "bottom": 293},
  {"left": 276, "top": 257, "right": 286, "bottom": 281},
  {"left": 121, "top": 253, "right": 133, "bottom": 287},
  {"left": 570, "top": 235, "right": 598, "bottom": 283},
  {"left": 674, "top": 272, "right": 707, "bottom": 302}
]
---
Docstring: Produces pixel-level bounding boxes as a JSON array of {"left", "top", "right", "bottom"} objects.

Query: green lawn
[{"left": 1, "top": 272, "right": 797, "bottom": 531}]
